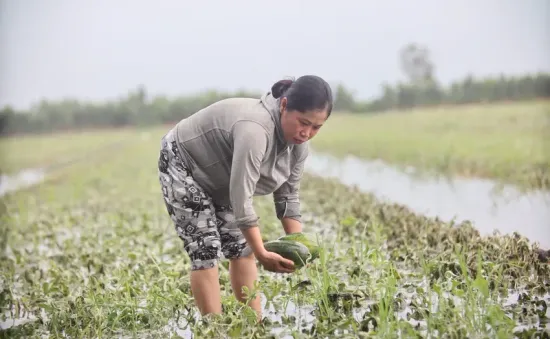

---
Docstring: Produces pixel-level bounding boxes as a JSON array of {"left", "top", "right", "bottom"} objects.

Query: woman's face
[{"left": 279, "top": 97, "right": 329, "bottom": 145}]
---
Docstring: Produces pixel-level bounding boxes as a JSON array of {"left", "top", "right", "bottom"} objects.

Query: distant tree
[
  {"left": 399, "top": 43, "right": 435, "bottom": 86},
  {"left": 0, "top": 105, "right": 15, "bottom": 134},
  {"left": 333, "top": 83, "right": 356, "bottom": 112}
]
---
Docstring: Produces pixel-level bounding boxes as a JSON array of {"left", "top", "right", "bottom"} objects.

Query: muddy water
[{"left": 305, "top": 151, "right": 550, "bottom": 249}]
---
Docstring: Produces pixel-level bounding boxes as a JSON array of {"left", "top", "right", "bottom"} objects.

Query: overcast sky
[{"left": 1, "top": 0, "right": 549, "bottom": 109}]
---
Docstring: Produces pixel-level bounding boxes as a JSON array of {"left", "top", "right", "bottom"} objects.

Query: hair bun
[{"left": 271, "top": 79, "right": 294, "bottom": 98}]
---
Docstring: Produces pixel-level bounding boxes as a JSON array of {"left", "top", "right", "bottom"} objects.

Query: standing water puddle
[
  {"left": 305, "top": 151, "right": 550, "bottom": 249},
  {"left": 0, "top": 135, "right": 136, "bottom": 199},
  {"left": 0, "top": 168, "right": 45, "bottom": 197}
]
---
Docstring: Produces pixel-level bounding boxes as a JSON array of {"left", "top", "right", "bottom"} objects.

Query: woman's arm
[
  {"left": 229, "top": 121, "right": 295, "bottom": 273},
  {"left": 229, "top": 121, "right": 267, "bottom": 229},
  {"left": 241, "top": 225, "right": 295, "bottom": 273},
  {"left": 240, "top": 225, "right": 267, "bottom": 258},
  {"left": 281, "top": 217, "right": 302, "bottom": 234},
  {"left": 273, "top": 145, "right": 308, "bottom": 233}
]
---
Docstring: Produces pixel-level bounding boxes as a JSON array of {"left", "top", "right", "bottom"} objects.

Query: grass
[
  {"left": 0, "top": 126, "right": 548, "bottom": 338},
  {"left": 311, "top": 100, "right": 550, "bottom": 191},
  {"left": 0, "top": 127, "right": 150, "bottom": 175}
]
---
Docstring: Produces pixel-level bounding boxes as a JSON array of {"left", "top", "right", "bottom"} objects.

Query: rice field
[
  {"left": 0, "top": 122, "right": 549, "bottom": 338},
  {"left": 310, "top": 100, "right": 550, "bottom": 192}
]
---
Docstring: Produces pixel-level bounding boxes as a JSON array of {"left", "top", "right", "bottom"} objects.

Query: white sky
[{"left": 1, "top": 0, "right": 549, "bottom": 109}]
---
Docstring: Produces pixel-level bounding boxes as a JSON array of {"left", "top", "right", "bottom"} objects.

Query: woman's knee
[
  {"left": 229, "top": 251, "right": 255, "bottom": 262},
  {"left": 228, "top": 252, "right": 257, "bottom": 277},
  {"left": 190, "top": 263, "right": 220, "bottom": 278}
]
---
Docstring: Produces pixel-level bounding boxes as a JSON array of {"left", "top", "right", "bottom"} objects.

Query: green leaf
[{"left": 473, "top": 276, "right": 489, "bottom": 298}]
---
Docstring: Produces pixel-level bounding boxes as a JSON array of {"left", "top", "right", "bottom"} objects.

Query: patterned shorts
[{"left": 157, "top": 129, "right": 252, "bottom": 271}]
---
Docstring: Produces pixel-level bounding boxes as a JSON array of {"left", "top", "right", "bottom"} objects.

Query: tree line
[
  {"left": 334, "top": 43, "right": 549, "bottom": 112},
  {"left": 333, "top": 72, "right": 550, "bottom": 113},
  {"left": 1, "top": 40, "right": 549, "bottom": 136}
]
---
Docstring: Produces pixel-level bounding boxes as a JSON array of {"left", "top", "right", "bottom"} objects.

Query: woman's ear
[{"left": 279, "top": 97, "right": 287, "bottom": 114}]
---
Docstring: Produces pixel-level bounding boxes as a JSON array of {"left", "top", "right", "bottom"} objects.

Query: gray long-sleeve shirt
[{"left": 173, "top": 91, "right": 307, "bottom": 229}]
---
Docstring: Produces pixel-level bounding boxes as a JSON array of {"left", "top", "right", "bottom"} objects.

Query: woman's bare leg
[
  {"left": 190, "top": 266, "right": 222, "bottom": 315},
  {"left": 229, "top": 253, "right": 261, "bottom": 319}
]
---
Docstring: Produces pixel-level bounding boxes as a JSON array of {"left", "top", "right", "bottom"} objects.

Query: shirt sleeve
[
  {"left": 230, "top": 120, "right": 269, "bottom": 229},
  {"left": 272, "top": 144, "right": 308, "bottom": 223}
]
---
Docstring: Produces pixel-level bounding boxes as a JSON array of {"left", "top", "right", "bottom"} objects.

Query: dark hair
[{"left": 271, "top": 75, "right": 333, "bottom": 117}]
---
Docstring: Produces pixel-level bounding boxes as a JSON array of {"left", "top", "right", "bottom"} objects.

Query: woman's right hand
[
  {"left": 256, "top": 251, "right": 295, "bottom": 273},
  {"left": 240, "top": 226, "right": 295, "bottom": 273}
]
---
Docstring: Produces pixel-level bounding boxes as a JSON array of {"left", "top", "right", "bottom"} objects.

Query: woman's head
[{"left": 271, "top": 75, "right": 333, "bottom": 145}]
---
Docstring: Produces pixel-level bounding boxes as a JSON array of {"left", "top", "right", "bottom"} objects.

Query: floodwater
[
  {"left": 2, "top": 150, "right": 549, "bottom": 249},
  {"left": 305, "top": 151, "right": 550, "bottom": 249},
  {"left": 1, "top": 150, "right": 549, "bottom": 249},
  {"left": 0, "top": 168, "right": 45, "bottom": 197},
  {"left": 1, "top": 149, "right": 549, "bottom": 336}
]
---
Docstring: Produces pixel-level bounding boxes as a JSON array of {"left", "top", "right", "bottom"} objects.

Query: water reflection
[{"left": 305, "top": 151, "right": 550, "bottom": 249}]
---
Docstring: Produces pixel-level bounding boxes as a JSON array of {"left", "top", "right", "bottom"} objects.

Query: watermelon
[
  {"left": 278, "top": 232, "right": 320, "bottom": 261},
  {"left": 264, "top": 239, "right": 311, "bottom": 268}
]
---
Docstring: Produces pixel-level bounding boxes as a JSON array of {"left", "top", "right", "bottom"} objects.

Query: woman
[{"left": 157, "top": 75, "right": 333, "bottom": 318}]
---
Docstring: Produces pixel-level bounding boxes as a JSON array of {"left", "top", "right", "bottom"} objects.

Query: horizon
[{"left": 4, "top": 69, "right": 549, "bottom": 110}]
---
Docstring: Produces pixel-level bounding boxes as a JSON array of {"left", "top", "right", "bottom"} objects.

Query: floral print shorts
[{"left": 157, "top": 129, "right": 252, "bottom": 270}]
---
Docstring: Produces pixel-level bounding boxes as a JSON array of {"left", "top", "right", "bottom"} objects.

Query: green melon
[
  {"left": 264, "top": 239, "right": 311, "bottom": 268},
  {"left": 278, "top": 232, "right": 320, "bottom": 261}
]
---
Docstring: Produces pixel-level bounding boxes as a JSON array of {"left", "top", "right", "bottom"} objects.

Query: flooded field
[
  {"left": 310, "top": 101, "right": 550, "bottom": 192},
  {"left": 0, "top": 168, "right": 45, "bottom": 197},
  {"left": 0, "top": 127, "right": 548, "bottom": 338},
  {"left": 305, "top": 151, "right": 550, "bottom": 249}
]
